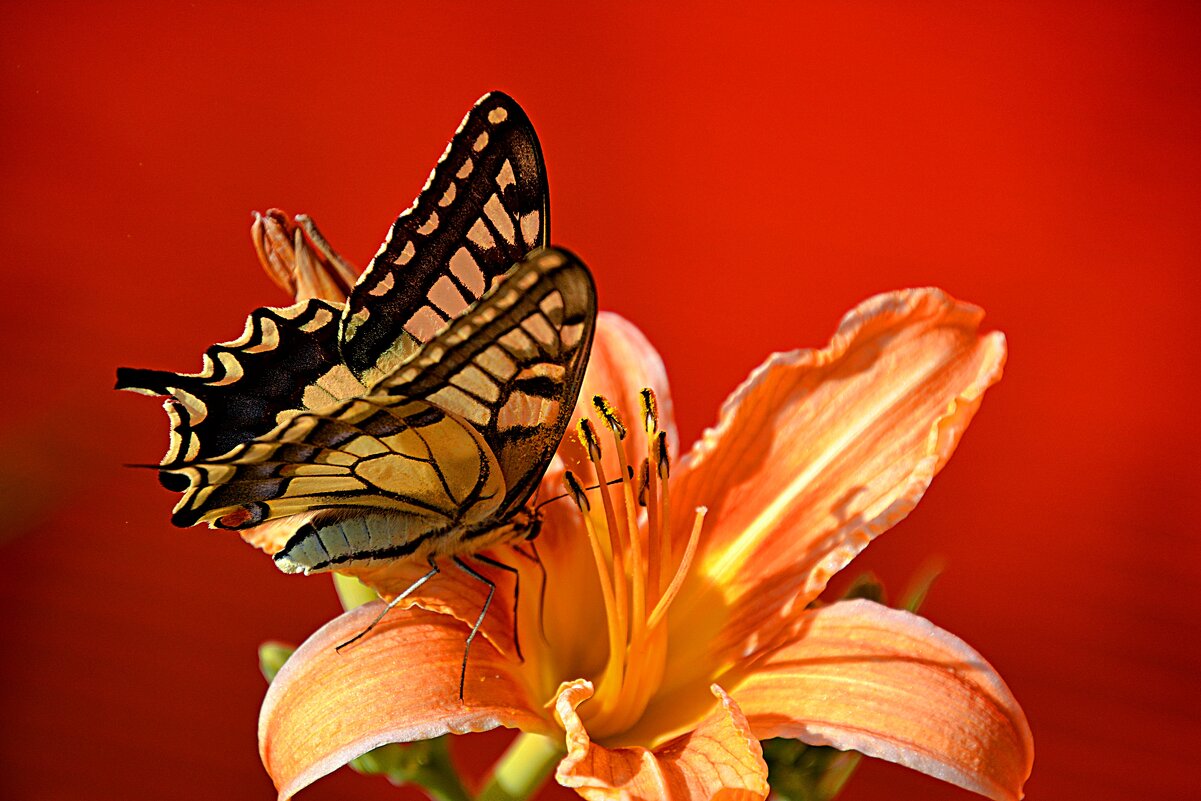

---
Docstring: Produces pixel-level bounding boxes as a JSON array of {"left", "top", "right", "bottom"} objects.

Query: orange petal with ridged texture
[
  {"left": 556, "top": 312, "right": 678, "bottom": 484},
  {"left": 260, "top": 601, "right": 547, "bottom": 800},
  {"left": 341, "top": 550, "right": 524, "bottom": 660},
  {"left": 554, "top": 680, "right": 769, "bottom": 801},
  {"left": 669, "top": 288, "right": 1006, "bottom": 671},
  {"left": 730, "top": 600, "right": 1033, "bottom": 801}
]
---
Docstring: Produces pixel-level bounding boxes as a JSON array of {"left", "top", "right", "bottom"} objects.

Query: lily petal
[
  {"left": 340, "top": 553, "right": 525, "bottom": 659},
  {"left": 672, "top": 289, "right": 1006, "bottom": 660},
  {"left": 260, "top": 601, "right": 546, "bottom": 800},
  {"left": 554, "top": 680, "right": 769, "bottom": 801},
  {"left": 558, "top": 312, "right": 678, "bottom": 482},
  {"left": 729, "top": 600, "right": 1033, "bottom": 801}
]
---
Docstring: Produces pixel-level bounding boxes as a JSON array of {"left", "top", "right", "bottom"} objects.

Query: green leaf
[{"left": 258, "top": 641, "right": 295, "bottom": 683}]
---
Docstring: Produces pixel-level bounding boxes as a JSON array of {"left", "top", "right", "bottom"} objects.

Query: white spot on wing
[
  {"left": 369, "top": 271, "right": 395, "bottom": 297},
  {"left": 429, "top": 275, "right": 469, "bottom": 318},
  {"left": 539, "top": 290, "right": 565, "bottom": 322},
  {"left": 520, "top": 210, "right": 540, "bottom": 248},
  {"left": 430, "top": 385, "right": 490, "bottom": 425},
  {"left": 476, "top": 346, "right": 518, "bottom": 380},
  {"left": 484, "top": 196, "right": 515, "bottom": 245},
  {"left": 467, "top": 218, "right": 495, "bottom": 249},
  {"left": 498, "top": 393, "right": 559, "bottom": 432},
  {"left": 300, "top": 307, "right": 334, "bottom": 332},
  {"left": 243, "top": 316, "right": 280, "bottom": 353},
  {"left": 524, "top": 314, "right": 556, "bottom": 347},
  {"left": 417, "top": 211, "right": 439, "bottom": 236},
  {"left": 499, "top": 327, "right": 536, "bottom": 355},
  {"left": 404, "top": 306, "right": 447, "bottom": 342},
  {"left": 496, "top": 159, "right": 516, "bottom": 191},
  {"left": 210, "top": 352, "right": 245, "bottom": 387},
  {"left": 487, "top": 106, "right": 508, "bottom": 124},
  {"left": 450, "top": 247, "right": 485, "bottom": 296},
  {"left": 451, "top": 365, "right": 500, "bottom": 402}
]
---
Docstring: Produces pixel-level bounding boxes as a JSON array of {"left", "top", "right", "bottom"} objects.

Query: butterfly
[{"left": 117, "top": 92, "right": 597, "bottom": 693}]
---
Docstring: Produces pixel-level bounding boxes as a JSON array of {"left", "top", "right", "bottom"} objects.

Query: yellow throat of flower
[{"left": 562, "top": 389, "right": 705, "bottom": 740}]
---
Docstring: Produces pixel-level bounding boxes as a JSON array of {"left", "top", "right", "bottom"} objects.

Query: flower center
[{"left": 562, "top": 389, "right": 705, "bottom": 739}]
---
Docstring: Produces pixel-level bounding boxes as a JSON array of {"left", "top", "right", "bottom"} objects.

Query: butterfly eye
[{"left": 525, "top": 518, "right": 543, "bottom": 541}]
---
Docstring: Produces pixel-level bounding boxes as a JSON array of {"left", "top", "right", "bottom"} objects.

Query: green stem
[
  {"left": 478, "top": 733, "right": 565, "bottom": 801},
  {"left": 415, "top": 744, "right": 475, "bottom": 801},
  {"left": 412, "top": 738, "right": 474, "bottom": 801}
]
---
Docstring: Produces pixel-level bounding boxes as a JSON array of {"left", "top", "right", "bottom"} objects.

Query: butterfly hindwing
[
  {"left": 168, "top": 395, "right": 504, "bottom": 530},
  {"left": 340, "top": 91, "right": 549, "bottom": 379}
]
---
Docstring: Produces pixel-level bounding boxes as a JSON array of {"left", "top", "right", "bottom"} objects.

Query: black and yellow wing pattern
[
  {"left": 341, "top": 91, "right": 548, "bottom": 380},
  {"left": 169, "top": 249, "right": 595, "bottom": 573},
  {"left": 118, "top": 93, "right": 594, "bottom": 576}
]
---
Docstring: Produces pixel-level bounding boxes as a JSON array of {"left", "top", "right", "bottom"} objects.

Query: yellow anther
[
  {"left": 639, "top": 387, "right": 659, "bottom": 434},
  {"left": 592, "top": 395, "right": 627, "bottom": 440},
  {"left": 637, "top": 459, "right": 650, "bottom": 507},
  {"left": 577, "top": 418, "right": 603, "bottom": 462},
  {"left": 656, "top": 431, "right": 670, "bottom": 479},
  {"left": 563, "top": 471, "right": 590, "bottom": 512}
]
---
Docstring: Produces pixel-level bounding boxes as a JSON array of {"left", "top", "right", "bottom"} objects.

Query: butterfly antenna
[
  {"left": 336, "top": 556, "right": 440, "bottom": 652},
  {"left": 513, "top": 542, "right": 549, "bottom": 645},
  {"left": 534, "top": 476, "right": 625, "bottom": 510},
  {"left": 452, "top": 556, "right": 497, "bottom": 702}
]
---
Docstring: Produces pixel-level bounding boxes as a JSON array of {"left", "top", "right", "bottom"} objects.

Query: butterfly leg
[
  {"left": 512, "top": 542, "right": 549, "bottom": 646},
  {"left": 475, "top": 553, "right": 524, "bottom": 663},
  {"left": 452, "top": 555, "right": 497, "bottom": 701},
  {"left": 336, "top": 555, "right": 440, "bottom": 652}
]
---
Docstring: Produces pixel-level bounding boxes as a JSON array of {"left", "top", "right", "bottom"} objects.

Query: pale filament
[{"left": 567, "top": 390, "right": 706, "bottom": 738}]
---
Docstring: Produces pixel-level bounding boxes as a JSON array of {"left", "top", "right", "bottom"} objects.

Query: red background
[{"left": 2, "top": 3, "right": 1198, "bottom": 799}]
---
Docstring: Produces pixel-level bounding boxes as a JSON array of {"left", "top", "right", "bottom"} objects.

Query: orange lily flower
[{"left": 245, "top": 214, "right": 1032, "bottom": 800}]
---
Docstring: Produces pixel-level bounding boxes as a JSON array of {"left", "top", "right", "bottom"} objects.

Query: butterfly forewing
[
  {"left": 341, "top": 91, "right": 549, "bottom": 380},
  {"left": 375, "top": 247, "right": 596, "bottom": 518}
]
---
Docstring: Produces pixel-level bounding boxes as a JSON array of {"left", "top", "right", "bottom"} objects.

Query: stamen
[
  {"left": 592, "top": 395, "right": 627, "bottom": 440},
  {"left": 656, "top": 431, "right": 670, "bottom": 479},
  {"left": 577, "top": 419, "right": 603, "bottom": 463},
  {"left": 574, "top": 478, "right": 627, "bottom": 698},
  {"left": 579, "top": 425, "right": 630, "bottom": 658},
  {"left": 564, "top": 470, "right": 590, "bottom": 512},
  {"left": 595, "top": 401, "right": 647, "bottom": 646},
  {"left": 647, "top": 506, "right": 707, "bottom": 631},
  {"left": 645, "top": 454, "right": 662, "bottom": 600},
  {"left": 637, "top": 459, "right": 650, "bottom": 507},
  {"left": 639, "top": 388, "right": 659, "bottom": 434},
  {"left": 655, "top": 431, "right": 673, "bottom": 594}
]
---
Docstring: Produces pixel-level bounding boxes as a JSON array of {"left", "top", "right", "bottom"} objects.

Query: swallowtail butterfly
[{"left": 117, "top": 93, "right": 596, "bottom": 690}]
